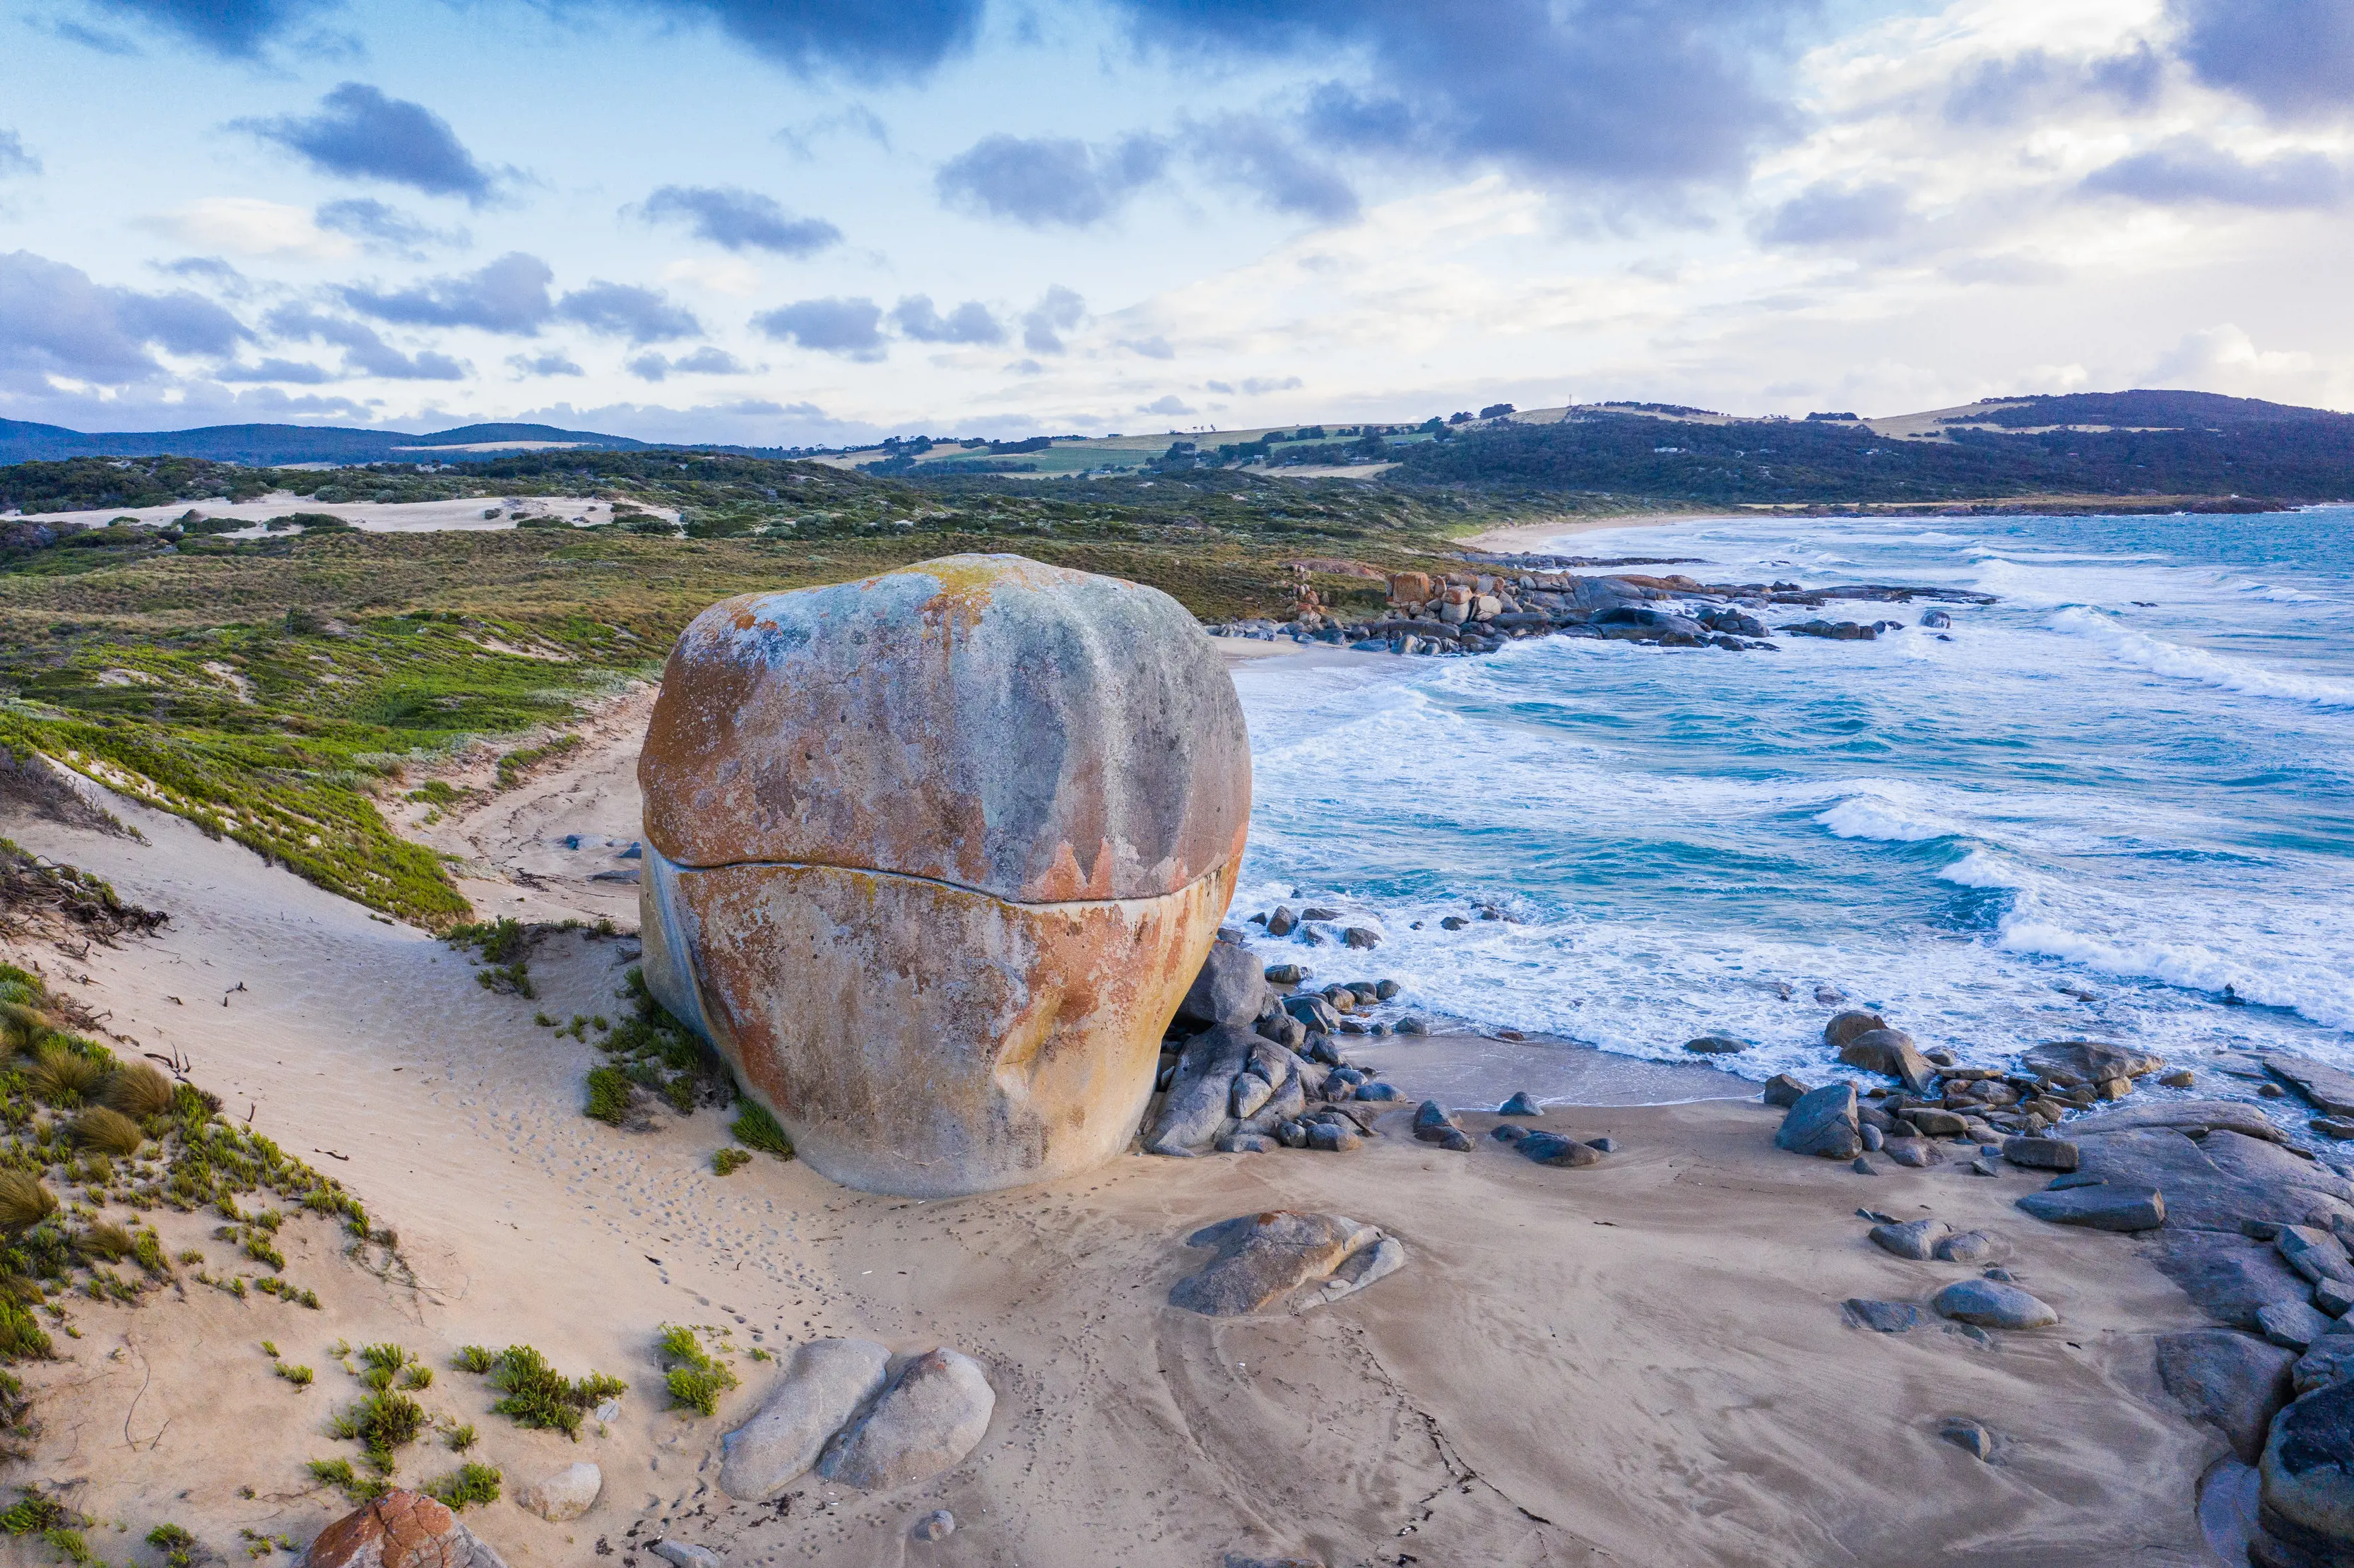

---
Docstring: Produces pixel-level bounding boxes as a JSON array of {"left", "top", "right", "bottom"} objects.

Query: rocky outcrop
[
  {"left": 2158, "top": 1330, "right": 2297, "bottom": 1463},
  {"left": 1170, "top": 1212, "right": 1406, "bottom": 1316},
  {"left": 637, "top": 554, "right": 1250, "bottom": 1197},
  {"left": 300, "top": 1490, "right": 507, "bottom": 1568}
]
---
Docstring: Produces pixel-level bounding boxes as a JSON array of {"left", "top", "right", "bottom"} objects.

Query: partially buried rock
[
  {"left": 1869, "top": 1217, "right": 1950, "bottom": 1259},
  {"left": 1881, "top": 1137, "right": 1939, "bottom": 1168},
  {"left": 1412, "top": 1100, "right": 1471, "bottom": 1151},
  {"left": 1939, "top": 1418, "right": 1995, "bottom": 1460},
  {"left": 1844, "top": 1298, "right": 1924, "bottom": 1334},
  {"left": 651, "top": 1544, "right": 718, "bottom": 1568},
  {"left": 1775, "top": 1082, "right": 1863, "bottom": 1160},
  {"left": 1762, "top": 1074, "right": 1812, "bottom": 1109},
  {"left": 1934, "top": 1230, "right": 2009, "bottom": 1264},
  {"left": 515, "top": 1462, "right": 601, "bottom": 1522},
  {"left": 1498, "top": 1091, "right": 1542, "bottom": 1116},
  {"left": 2017, "top": 1183, "right": 2167, "bottom": 1233},
  {"left": 300, "top": 1490, "right": 507, "bottom": 1568},
  {"left": 1171, "top": 1212, "right": 1404, "bottom": 1316},
  {"left": 1520, "top": 1131, "right": 1603, "bottom": 1168},
  {"left": 1932, "top": 1278, "right": 2061, "bottom": 1330},
  {"left": 912, "top": 1511, "right": 954, "bottom": 1543},
  {"left": 637, "top": 555, "right": 1251, "bottom": 1199},
  {"left": 721, "top": 1338, "right": 894, "bottom": 1500},
  {"left": 1684, "top": 1035, "right": 1747, "bottom": 1055},
  {"left": 816, "top": 1348, "right": 995, "bottom": 1491},
  {"left": 2001, "top": 1136, "right": 2081, "bottom": 1172}
]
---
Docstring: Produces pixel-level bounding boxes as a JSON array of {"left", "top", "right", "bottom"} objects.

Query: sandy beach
[
  {"left": 0, "top": 686, "right": 2242, "bottom": 1568},
  {"left": 1456, "top": 511, "right": 1728, "bottom": 553},
  {"left": 4, "top": 494, "right": 674, "bottom": 533}
]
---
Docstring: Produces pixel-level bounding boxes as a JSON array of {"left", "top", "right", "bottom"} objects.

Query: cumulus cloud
[
  {"left": 555, "top": 281, "right": 700, "bottom": 344},
  {"left": 265, "top": 304, "right": 467, "bottom": 379},
  {"left": 1121, "top": 335, "right": 1175, "bottom": 359},
  {"left": 0, "top": 131, "right": 39, "bottom": 178},
  {"left": 213, "top": 357, "right": 335, "bottom": 384},
  {"left": 1137, "top": 393, "right": 1195, "bottom": 415},
  {"left": 2082, "top": 138, "right": 2352, "bottom": 209},
  {"left": 607, "top": 0, "right": 981, "bottom": 82},
  {"left": 1942, "top": 44, "right": 2162, "bottom": 125},
  {"left": 935, "top": 133, "right": 1170, "bottom": 227},
  {"left": 2171, "top": 0, "right": 2354, "bottom": 123},
  {"left": 750, "top": 295, "right": 885, "bottom": 359},
  {"left": 0, "top": 250, "right": 251, "bottom": 386},
  {"left": 1120, "top": 0, "right": 1801, "bottom": 191},
  {"left": 90, "top": 0, "right": 337, "bottom": 58},
  {"left": 1756, "top": 181, "right": 1912, "bottom": 246},
  {"left": 1020, "top": 285, "right": 1085, "bottom": 355},
  {"left": 141, "top": 197, "right": 353, "bottom": 260},
  {"left": 315, "top": 198, "right": 469, "bottom": 256},
  {"left": 508, "top": 350, "right": 584, "bottom": 377},
  {"left": 625, "top": 345, "right": 750, "bottom": 381},
  {"left": 1183, "top": 115, "right": 1358, "bottom": 221},
  {"left": 1242, "top": 375, "right": 1303, "bottom": 394},
  {"left": 339, "top": 252, "right": 555, "bottom": 333},
  {"left": 241, "top": 83, "right": 500, "bottom": 205},
  {"left": 891, "top": 295, "right": 1003, "bottom": 344},
  {"left": 641, "top": 185, "right": 841, "bottom": 256}
]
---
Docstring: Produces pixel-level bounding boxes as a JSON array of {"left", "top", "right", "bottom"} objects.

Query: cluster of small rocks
[
  {"left": 1144, "top": 940, "right": 1413, "bottom": 1157},
  {"left": 1206, "top": 563, "right": 1991, "bottom": 658}
]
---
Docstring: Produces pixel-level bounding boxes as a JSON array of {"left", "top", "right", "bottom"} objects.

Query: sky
[{"left": 1, "top": 0, "right": 2350, "bottom": 446}]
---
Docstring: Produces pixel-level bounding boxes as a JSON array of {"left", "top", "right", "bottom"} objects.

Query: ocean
[{"left": 1227, "top": 505, "right": 2354, "bottom": 1112}]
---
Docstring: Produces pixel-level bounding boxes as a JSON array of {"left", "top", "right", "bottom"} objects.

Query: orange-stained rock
[
  {"left": 1386, "top": 571, "right": 1432, "bottom": 604},
  {"left": 301, "top": 1490, "right": 506, "bottom": 1568},
  {"left": 639, "top": 554, "right": 1251, "bottom": 1198}
]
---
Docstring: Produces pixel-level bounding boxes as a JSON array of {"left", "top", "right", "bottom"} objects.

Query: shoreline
[{"left": 1455, "top": 509, "right": 1729, "bottom": 552}]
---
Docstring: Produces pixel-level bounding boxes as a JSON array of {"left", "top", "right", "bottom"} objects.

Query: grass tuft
[
  {"left": 712, "top": 1148, "right": 750, "bottom": 1176},
  {"left": 0, "top": 1175, "right": 56, "bottom": 1235},
  {"left": 444, "top": 1423, "right": 477, "bottom": 1452},
  {"left": 452, "top": 1345, "right": 495, "bottom": 1374},
  {"left": 730, "top": 1100, "right": 793, "bottom": 1159},
  {"left": 71, "top": 1106, "right": 146, "bottom": 1157},
  {"left": 102, "top": 1062, "right": 176, "bottom": 1119},
  {"left": 656, "top": 1324, "right": 738, "bottom": 1418},
  {"left": 478, "top": 1344, "right": 627, "bottom": 1440},
  {"left": 25, "top": 1043, "right": 105, "bottom": 1106},
  {"left": 584, "top": 1066, "right": 631, "bottom": 1126},
  {"left": 429, "top": 1463, "right": 502, "bottom": 1511}
]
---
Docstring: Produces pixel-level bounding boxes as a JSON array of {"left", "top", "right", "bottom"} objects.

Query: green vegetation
[
  {"left": 306, "top": 1458, "right": 389, "bottom": 1504},
  {"left": 587, "top": 967, "right": 718, "bottom": 1119},
  {"left": 330, "top": 1388, "right": 427, "bottom": 1471},
  {"left": 451, "top": 1345, "right": 495, "bottom": 1374},
  {"left": 146, "top": 1523, "right": 199, "bottom": 1567},
  {"left": 444, "top": 1422, "right": 477, "bottom": 1451},
  {"left": 446, "top": 917, "right": 534, "bottom": 998},
  {"left": 656, "top": 1324, "right": 738, "bottom": 1417},
  {"left": 711, "top": 1148, "right": 750, "bottom": 1176},
  {"left": 459, "top": 1343, "right": 626, "bottom": 1439},
  {"left": 275, "top": 1361, "right": 314, "bottom": 1388},
  {"left": 584, "top": 1066, "right": 632, "bottom": 1127},
  {"left": 730, "top": 1101, "right": 792, "bottom": 1160},
  {"left": 429, "top": 1462, "right": 502, "bottom": 1510}
]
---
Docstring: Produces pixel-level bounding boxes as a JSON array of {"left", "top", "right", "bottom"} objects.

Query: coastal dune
[{"left": 0, "top": 744, "right": 2231, "bottom": 1566}]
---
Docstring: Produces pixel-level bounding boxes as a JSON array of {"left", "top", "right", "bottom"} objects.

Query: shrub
[
  {"left": 485, "top": 1345, "right": 626, "bottom": 1439},
  {"left": 331, "top": 1391, "right": 426, "bottom": 1470},
  {"left": 25, "top": 1043, "right": 104, "bottom": 1105},
  {"left": 276, "top": 1363, "right": 314, "bottom": 1388},
  {"left": 656, "top": 1325, "right": 738, "bottom": 1417},
  {"left": 102, "top": 1063, "right": 175, "bottom": 1119},
  {"left": 0, "top": 1304, "right": 51, "bottom": 1362},
  {"left": 445, "top": 1423, "right": 477, "bottom": 1451},
  {"left": 0, "top": 1175, "right": 55, "bottom": 1235},
  {"left": 584, "top": 1067, "right": 631, "bottom": 1126},
  {"left": 401, "top": 1364, "right": 433, "bottom": 1390},
  {"left": 430, "top": 1463, "right": 501, "bottom": 1510},
  {"left": 72, "top": 1223, "right": 136, "bottom": 1262},
  {"left": 146, "top": 1524, "right": 199, "bottom": 1568},
  {"left": 712, "top": 1148, "right": 750, "bottom": 1176},
  {"left": 306, "top": 1459, "right": 386, "bottom": 1504},
  {"left": 0, "top": 1489, "right": 72, "bottom": 1534},
  {"left": 452, "top": 1346, "right": 495, "bottom": 1374},
  {"left": 730, "top": 1101, "right": 792, "bottom": 1158}
]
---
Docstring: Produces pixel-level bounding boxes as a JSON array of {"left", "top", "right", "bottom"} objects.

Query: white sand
[
  {"left": 6, "top": 494, "right": 679, "bottom": 535},
  {"left": 1, "top": 733, "right": 2230, "bottom": 1565},
  {"left": 1457, "top": 511, "right": 1734, "bottom": 553}
]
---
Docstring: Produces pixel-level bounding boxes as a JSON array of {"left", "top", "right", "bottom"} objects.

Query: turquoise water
[{"left": 1227, "top": 506, "right": 2354, "bottom": 1101}]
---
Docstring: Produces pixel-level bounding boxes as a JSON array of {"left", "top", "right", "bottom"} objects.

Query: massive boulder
[
  {"left": 300, "top": 1490, "right": 505, "bottom": 1568},
  {"left": 638, "top": 554, "right": 1250, "bottom": 1197}
]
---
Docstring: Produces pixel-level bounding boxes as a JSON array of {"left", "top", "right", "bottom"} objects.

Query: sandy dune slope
[{"left": 0, "top": 758, "right": 2229, "bottom": 1568}]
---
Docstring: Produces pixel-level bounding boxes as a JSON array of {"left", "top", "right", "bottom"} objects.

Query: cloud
[
  {"left": 1121, "top": 335, "right": 1174, "bottom": 359},
  {"left": 340, "top": 252, "right": 555, "bottom": 333},
  {"left": 1756, "top": 181, "right": 1912, "bottom": 246},
  {"left": 47, "top": 19, "right": 141, "bottom": 54},
  {"left": 2146, "top": 323, "right": 2318, "bottom": 391},
  {"left": 611, "top": 0, "right": 982, "bottom": 83},
  {"left": 935, "top": 133, "right": 1170, "bottom": 227},
  {"left": 555, "top": 281, "right": 700, "bottom": 344},
  {"left": 1184, "top": 115, "right": 1359, "bottom": 222},
  {"left": 1021, "top": 285, "right": 1085, "bottom": 355},
  {"left": 89, "top": 0, "right": 336, "bottom": 59},
  {"left": 1942, "top": 44, "right": 2163, "bottom": 126},
  {"left": 241, "top": 83, "right": 499, "bottom": 205},
  {"left": 508, "top": 350, "right": 584, "bottom": 377},
  {"left": 0, "top": 131, "right": 38, "bottom": 178},
  {"left": 624, "top": 345, "right": 751, "bottom": 381},
  {"left": 775, "top": 104, "right": 892, "bottom": 159},
  {"left": 2081, "top": 138, "right": 2351, "bottom": 209},
  {"left": 640, "top": 185, "right": 841, "bottom": 256},
  {"left": 891, "top": 295, "right": 1004, "bottom": 345},
  {"left": 265, "top": 305, "right": 468, "bottom": 379},
  {"left": 750, "top": 295, "right": 885, "bottom": 359},
  {"left": 213, "top": 357, "right": 336, "bottom": 384},
  {"left": 2170, "top": 0, "right": 2354, "bottom": 123},
  {"left": 1241, "top": 375, "right": 1303, "bottom": 394},
  {"left": 158, "top": 256, "right": 248, "bottom": 288},
  {"left": 315, "top": 198, "right": 469, "bottom": 256},
  {"left": 0, "top": 249, "right": 252, "bottom": 385},
  {"left": 1120, "top": 0, "right": 1800, "bottom": 191},
  {"left": 141, "top": 197, "right": 354, "bottom": 260},
  {"left": 1137, "top": 393, "right": 1195, "bottom": 415}
]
